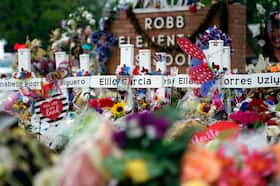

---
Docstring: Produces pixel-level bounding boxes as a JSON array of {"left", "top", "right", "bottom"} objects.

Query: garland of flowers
[{"left": 126, "top": 1, "right": 228, "bottom": 53}]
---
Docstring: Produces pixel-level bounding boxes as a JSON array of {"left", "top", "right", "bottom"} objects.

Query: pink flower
[
  {"left": 217, "top": 166, "right": 266, "bottom": 186},
  {"left": 229, "top": 111, "right": 260, "bottom": 126},
  {"left": 244, "top": 151, "right": 277, "bottom": 177}
]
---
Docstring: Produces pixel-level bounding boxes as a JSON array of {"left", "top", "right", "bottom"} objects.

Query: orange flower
[
  {"left": 181, "top": 145, "right": 221, "bottom": 184},
  {"left": 270, "top": 143, "right": 280, "bottom": 176}
]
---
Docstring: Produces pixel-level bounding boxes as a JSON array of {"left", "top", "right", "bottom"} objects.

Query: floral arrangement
[
  {"left": 104, "top": 111, "right": 195, "bottom": 185},
  {"left": 230, "top": 96, "right": 276, "bottom": 128},
  {"left": 90, "top": 17, "right": 118, "bottom": 74},
  {"left": 88, "top": 97, "right": 115, "bottom": 113},
  {"left": 3, "top": 89, "right": 40, "bottom": 125},
  {"left": 50, "top": 6, "right": 95, "bottom": 54},
  {"left": 0, "top": 128, "right": 54, "bottom": 185},
  {"left": 62, "top": 6, "right": 96, "bottom": 34},
  {"left": 75, "top": 69, "right": 91, "bottom": 76},
  {"left": 12, "top": 70, "right": 33, "bottom": 80},
  {"left": 196, "top": 26, "right": 232, "bottom": 50},
  {"left": 116, "top": 64, "right": 132, "bottom": 75},
  {"left": 181, "top": 141, "right": 280, "bottom": 186}
]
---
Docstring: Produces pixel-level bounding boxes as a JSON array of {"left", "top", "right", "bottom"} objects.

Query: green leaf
[
  {"left": 155, "top": 106, "right": 183, "bottom": 124},
  {"left": 146, "top": 158, "right": 164, "bottom": 179},
  {"left": 160, "top": 159, "right": 178, "bottom": 175},
  {"left": 201, "top": 0, "right": 212, "bottom": 6},
  {"left": 103, "top": 156, "right": 126, "bottom": 180}
]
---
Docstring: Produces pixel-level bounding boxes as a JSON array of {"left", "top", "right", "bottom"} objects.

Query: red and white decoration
[{"left": 34, "top": 94, "right": 68, "bottom": 123}]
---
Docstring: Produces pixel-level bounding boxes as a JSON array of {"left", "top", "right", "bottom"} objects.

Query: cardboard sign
[
  {"left": 34, "top": 94, "right": 68, "bottom": 123},
  {"left": 191, "top": 121, "right": 240, "bottom": 144},
  {"left": 40, "top": 99, "right": 63, "bottom": 121}
]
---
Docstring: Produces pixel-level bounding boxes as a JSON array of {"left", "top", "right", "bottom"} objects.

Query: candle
[
  {"left": 208, "top": 40, "right": 224, "bottom": 69},
  {"left": 155, "top": 52, "right": 166, "bottom": 74},
  {"left": 18, "top": 48, "right": 31, "bottom": 72},
  {"left": 55, "top": 51, "right": 67, "bottom": 69},
  {"left": 223, "top": 46, "right": 231, "bottom": 74},
  {"left": 79, "top": 54, "right": 90, "bottom": 72},
  {"left": 139, "top": 49, "right": 151, "bottom": 73},
  {"left": 120, "top": 44, "right": 134, "bottom": 73}
]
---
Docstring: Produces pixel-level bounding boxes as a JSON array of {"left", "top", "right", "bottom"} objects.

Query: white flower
[
  {"left": 67, "top": 19, "right": 75, "bottom": 26},
  {"left": 22, "top": 96, "right": 29, "bottom": 103},
  {"left": 257, "top": 39, "right": 266, "bottom": 47},
  {"left": 82, "top": 10, "right": 89, "bottom": 17},
  {"left": 256, "top": 3, "right": 266, "bottom": 15},
  {"left": 127, "top": 127, "right": 143, "bottom": 138},
  {"left": 70, "top": 42, "right": 75, "bottom": 49},
  {"left": 127, "top": 118, "right": 143, "bottom": 138},
  {"left": 77, "top": 28, "right": 83, "bottom": 34},
  {"left": 86, "top": 13, "right": 93, "bottom": 21},
  {"left": 90, "top": 19, "right": 96, "bottom": 26},
  {"left": 145, "top": 125, "right": 157, "bottom": 139}
]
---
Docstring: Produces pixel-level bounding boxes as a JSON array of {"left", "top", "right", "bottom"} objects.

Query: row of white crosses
[
  {"left": 120, "top": 44, "right": 168, "bottom": 107},
  {"left": 17, "top": 49, "right": 91, "bottom": 102},
  {"left": 17, "top": 49, "right": 91, "bottom": 72}
]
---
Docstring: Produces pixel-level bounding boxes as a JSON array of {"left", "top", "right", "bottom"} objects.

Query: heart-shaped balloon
[{"left": 40, "top": 99, "right": 63, "bottom": 121}]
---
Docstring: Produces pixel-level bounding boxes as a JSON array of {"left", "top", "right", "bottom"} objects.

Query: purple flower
[
  {"left": 61, "top": 20, "right": 67, "bottom": 29},
  {"left": 113, "top": 130, "right": 127, "bottom": 147},
  {"left": 126, "top": 112, "right": 170, "bottom": 138}
]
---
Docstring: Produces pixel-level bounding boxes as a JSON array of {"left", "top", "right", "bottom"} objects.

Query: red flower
[
  {"left": 229, "top": 111, "right": 260, "bottom": 126},
  {"left": 217, "top": 166, "right": 266, "bottom": 186},
  {"left": 245, "top": 151, "right": 276, "bottom": 177},
  {"left": 189, "top": 4, "right": 197, "bottom": 13},
  {"left": 216, "top": 148, "right": 235, "bottom": 169},
  {"left": 248, "top": 98, "right": 268, "bottom": 113},
  {"left": 133, "top": 67, "right": 139, "bottom": 75},
  {"left": 267, "top": 119, "right": 277, "bottom": 125},
  {"left": 88, "top": 98, "right": 99, "bottom": 109},
  {"left": 99, "top": 97, "right": 114, "bottom": 108},
  {"left": 88, "top": 97, "right": 114, "bottom": 109}
]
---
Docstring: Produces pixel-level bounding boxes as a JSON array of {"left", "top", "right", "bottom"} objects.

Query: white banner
[
  {"left": 173, "top": 75, "right": 200, "bottom": 88},
  {"left": 0, "top": 78, "right": 42, "bottom": 90},
  {"left": 91, "top": 75, "right": 118, "bottom": 88},
  {"left": 60, "top": 77, "right": 91, "bottom": 88},
  {"left": 0, "top": 73, "right": 280, "bottom": 90},
  {"left": 131, "top": 75, "right": 162, "bottom": 88}
]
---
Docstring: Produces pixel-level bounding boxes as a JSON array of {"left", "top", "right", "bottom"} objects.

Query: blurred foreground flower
[{"left": 125, "top": 159, "right": 149, "bottom": 183}]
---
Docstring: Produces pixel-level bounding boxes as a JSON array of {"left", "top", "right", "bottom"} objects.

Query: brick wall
[{"left": 107, "top": 3, "right": 246, "bottom": 74}]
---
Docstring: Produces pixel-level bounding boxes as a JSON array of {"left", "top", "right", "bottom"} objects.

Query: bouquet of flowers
[
  {"left": 0, "top": 128, "right": 54, "bottom": 186},
  {"left": 181, "top": 141, "right": 280, "bottom": 186},
  {"left": 104, "top": 110, "right": 196, "bottom": 185}
]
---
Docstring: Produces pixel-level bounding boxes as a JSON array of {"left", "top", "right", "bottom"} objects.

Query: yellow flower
[
  {"left": 198, "top": 103, "right": 210, "bottom": 114},
  {"left": 182, "top": 180, "right": 209, "bottom": 186},
  {"left": 111, "top": 101, "right": 125, "bottom": 118},
  {"left": 125, "top": 159, "right": 149, "bottom": 183}
]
